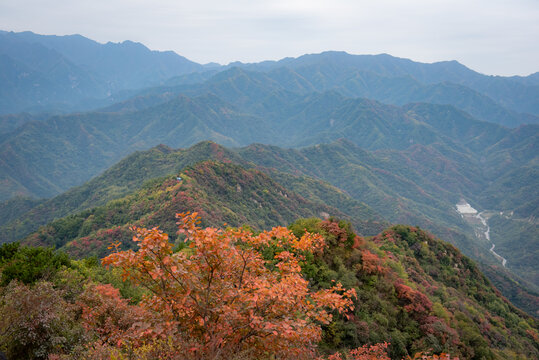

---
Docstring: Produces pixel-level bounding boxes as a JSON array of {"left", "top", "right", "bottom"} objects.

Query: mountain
[
  {"left": 8, "top": 150, "right": 538, "bottom": 319},
  {"left": 238, "top": 141, "right": 478, "bottom": 251},
  {"left": 2, "top": 140, "right": 537, "bottom": 316},
  {"left": 4, "top": 168, "right": 538, "bottom": 359},
  {"left": 0, "top": 30, "right": 203, "bottom": 114},
  {"left": 235, "top": 51, "right": 539, "bottom": 122},
  {"left": 0, "top": 93, "right": 270, "bottom": 200},
  {"left": 3, "top": 69, "right": 533, "bottom": 202},
  {"left": 0, "top": 33, "right": 537, "bottom": 319},
  {"left": 21, "top": 161, "right": 384, "bottom": 257},
  {"left": 1, "top": 69, "right": 536, "bottom": 290},
  {"left": 0, "top": 142, "right": 245, "bottom": 243},
  {"left": 0, "top": 142, "right": 384, "bottom": 244},
  {"left": 237, "top": 140, "right": 539, "bottom": 293},
  {"left": 2, "top": 31, "right": 538, "bottom": 127},
  {"left": 141, "top": 64, "right": 538, "bottom": 128},
  {"left": 4, "top": 31, "right": 203, "bottom": 89}
]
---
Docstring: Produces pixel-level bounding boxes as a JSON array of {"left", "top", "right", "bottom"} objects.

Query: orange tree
[{"left": 101, "top": 212, "right": 357, "bottom": 359}]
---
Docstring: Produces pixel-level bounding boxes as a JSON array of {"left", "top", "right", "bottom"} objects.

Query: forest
[{"left": 1, "top": 211, "right": 537, "bottom": 359}]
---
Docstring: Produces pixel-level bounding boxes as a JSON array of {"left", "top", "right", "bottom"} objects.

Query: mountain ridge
[
  {"left": 2, "top": 30, "right": 538, "bottom": 126},
  {"left": 2, "top": 140, "right": 537, "bottom": 316}
]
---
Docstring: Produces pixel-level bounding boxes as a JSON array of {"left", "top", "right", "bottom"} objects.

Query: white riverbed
[
  {"left": 456, "top": 201, "right": 507, "bottom": 267},
  {"left": 456, "top": 202, "right": 478, "bottom": 214}
]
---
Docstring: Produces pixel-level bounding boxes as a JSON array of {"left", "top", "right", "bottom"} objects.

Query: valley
[{"left": 456, "top": 200, "right": 507, "bottom": 267}]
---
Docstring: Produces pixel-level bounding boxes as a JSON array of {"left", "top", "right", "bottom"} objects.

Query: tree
[
  {"left": 101, "top": 212, "right": 357, "bottom": 359},
  {"left": 0, "top": 281, "right": 83, "bottom": 360},
  {"left": 78, "top": 283, "right": 149, "bottom": 348},
  {"left": 0, "top": 243, "right": 70, "bottom": 286}
]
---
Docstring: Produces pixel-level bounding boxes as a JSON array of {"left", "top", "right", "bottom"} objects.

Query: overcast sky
[{"left": 1, "top": 0, "right": 538, "bottom": 76}]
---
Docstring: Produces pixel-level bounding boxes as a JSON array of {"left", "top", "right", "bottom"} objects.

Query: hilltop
[{"left": 21, "top": 161, "right": 384, "bottom": 258}]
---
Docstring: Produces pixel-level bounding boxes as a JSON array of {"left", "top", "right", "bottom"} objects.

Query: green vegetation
[
  {"left": 0, "top": 242, "right": 69, "bottom": 286},
  {"left": 0, "top": 46, "right": 537, "bottom": 323},
  {"left": 292, "top": 220, "right": 539, "bottom": 359},
  {"left": 3, "top": 139, "right": 537, "bottom": 317},
  {"left": 0, "top": 141, "right": 245, "bottom": 244},
  {"left": 1, "top": 215, "right": 537, "bottom": 359},
  {"left": 0, "top": 196, "right": 45, "bottom": 227},
  {"left": 22, "top": 161, "right": 383, "bottom": 258},
  {"left": 488, "top": 214, "right": 539, "bottom": 289}
]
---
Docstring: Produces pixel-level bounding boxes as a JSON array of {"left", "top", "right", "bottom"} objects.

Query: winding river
[{"left": 456, "top": 201, "right": 507, "bottom": 267}]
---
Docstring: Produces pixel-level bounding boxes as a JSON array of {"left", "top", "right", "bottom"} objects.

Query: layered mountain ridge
[
  {"left": 1, "top": 141, "right": 537, "bottom": 317},
  {"left": 0, "top": 31, "right": 537, "bottom": 323}
]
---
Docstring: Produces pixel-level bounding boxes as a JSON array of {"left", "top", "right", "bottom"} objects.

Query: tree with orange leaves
[{"left": 101, "top": 212, "right": 356, "bottom": 359}]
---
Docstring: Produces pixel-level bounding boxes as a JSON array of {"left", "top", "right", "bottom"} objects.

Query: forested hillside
[
  {"left": 1, "top": 211, "right": 537, "bottom": 359},
  {"left": 21, "top": 161, "right": 384, "bottom": 258},
  {"left": 6, "top": 61, "right": 531, "bottom": 295},
  {"left": 2, "top": 140, "right": 537, "bottom": 315}
]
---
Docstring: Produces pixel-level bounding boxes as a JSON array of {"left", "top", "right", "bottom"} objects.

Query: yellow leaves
[
  {"left": 176, "top": 211, "right": 201, "bottom": 237},
  {"left": 252, "top": 225, "right": 326, "bottom": 257},
  {"left": 107, "top": 241, "right": 121, "bottom": 251},
  {"left": 296, "top": 232, "right": 326, "bottom": 252}
]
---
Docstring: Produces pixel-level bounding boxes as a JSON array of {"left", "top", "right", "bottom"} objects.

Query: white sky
[{"left": 1, "top": 0, "right": 538, "bottom": 76}]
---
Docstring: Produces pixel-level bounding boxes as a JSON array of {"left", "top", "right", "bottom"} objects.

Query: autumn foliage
[
  {"left": 0, "top": 281, "right": 81, "bottom": 360},
  {"left": 78, "top": 283, "right": 149, "bottom": 348},
  {"left": 9, "top": 219, "right": 538, "bottom": 359},
  {"left": 100, "top": 212, "right": 356, "bottom": 359},
  {"left": 323, "top": 342, "right": 391, "bottom": 360},
  {"left": 361, "top": 250, "right": 387, "bottom": 275}
]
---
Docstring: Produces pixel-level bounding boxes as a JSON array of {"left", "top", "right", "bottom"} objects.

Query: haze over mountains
[
  {"left": 0, "top": 30, "right": 204, "bottom": 114},
  {"left": 0, "top": 30, "right": 538, "bottom": 320},
  {"left": 1, "top": 30, "right": 538, "bottom": 124}
]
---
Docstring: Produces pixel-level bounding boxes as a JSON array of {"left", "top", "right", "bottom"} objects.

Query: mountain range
[
  {"left": 0, "top": 31, "right": 537, "bottom": 320},
  {"left": 1, "top": 31, "right": 538, "bottom": 125},
  {"left": 0, "top": 30, "right": 204, "bottom": 114}
]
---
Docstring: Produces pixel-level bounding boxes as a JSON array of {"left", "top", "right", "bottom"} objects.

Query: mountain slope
[
  {"left": 3, "top": 130, "right": 536, "bottom": 285},
  {"left": 0, "top": 30, "right": 203, "bottom": 114},
  {"left": 0, "top": 93, "right": 272, "bottom": 200},
  {"left": 235, "top": 140, "right": 539, "bottom": 309},
  {"left": 2, "top": 76, "right": 527, "bottom": 202},
  {"left": 22, "top": 161, "right": 384, "bottom": 258},
  {"left": 238, "top": 51, "right": 539, "bottom": 120},
  {"left": 2, "top": 204, "right": 538, "bottom": 359},
  {"left": 0, "top": 142, "right": 245, "bottom": 243},
  {"left": 0, "top": 142, "right": 383, "bottom": 244},
  {"left": 3, "top": 141, "right": 537, "bottom": 316}
]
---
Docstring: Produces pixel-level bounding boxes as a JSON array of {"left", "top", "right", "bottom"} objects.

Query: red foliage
[
  {"left": 321, "top": 220, "right": 349, "bottom": 247},
  {"left": 99, "top": 212, "right": 357, "bottom": 359},
  {"left": 352, "top": 235, "right": 364, "bottom": 249},
  {"left": 0, "top": 281, "right": 80, "bottom": 359},
  {"left": 361, "top": 250, "right": 387, "bottom": 275},
  {"left": 394, "top": 281, "right": 432, "bottom": 315},
  {"left": 79, "top": 283, "right": 152, "bottom": 347},
  {"left": 321, "top": 342, "right": 390, "bottom": 360},
  {"left": 419, "top": 316, "right": 460, "bottom": 346}
]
